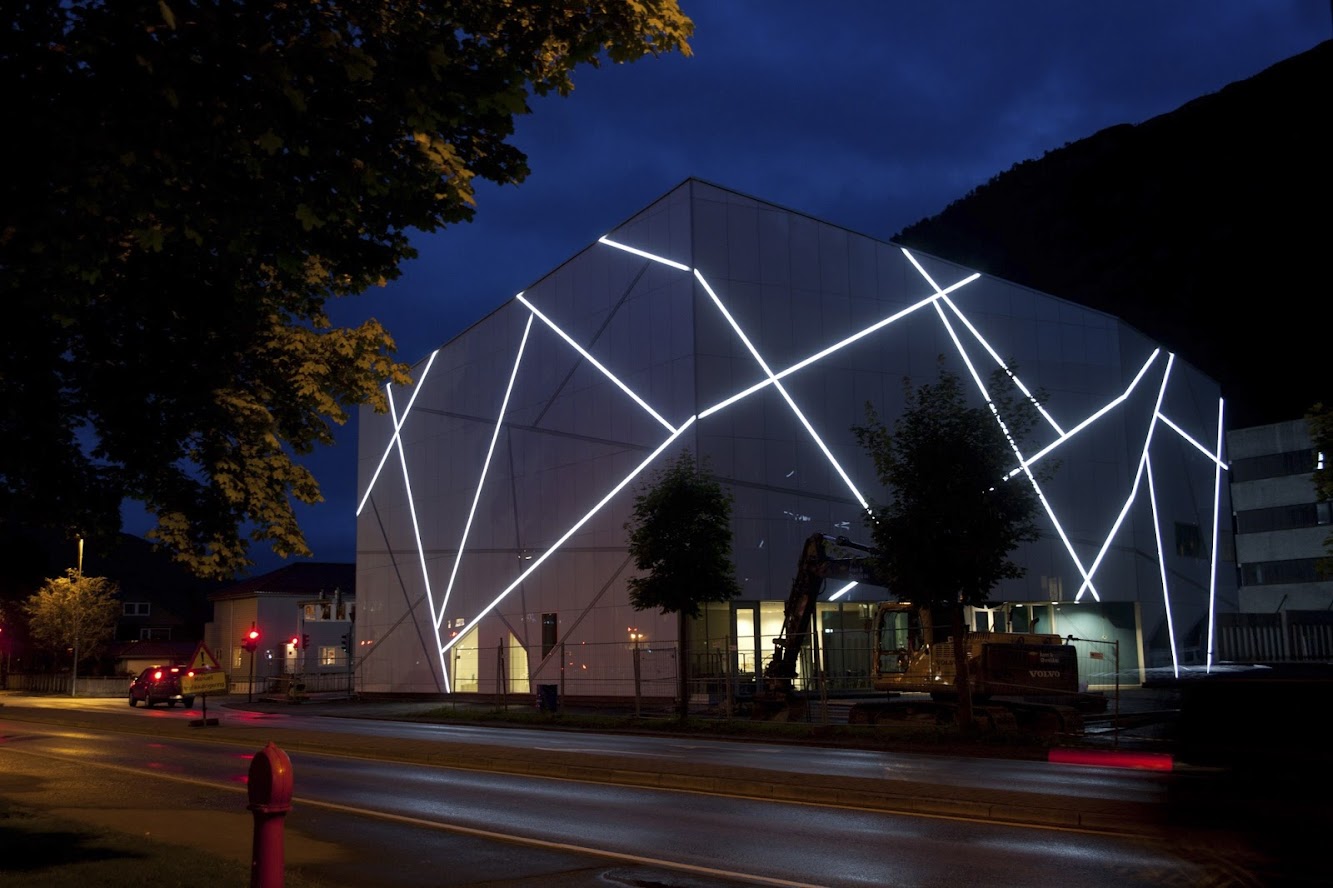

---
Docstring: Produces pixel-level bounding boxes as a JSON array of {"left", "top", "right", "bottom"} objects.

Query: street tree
[
  {"left": 852, "top": 363, "right": 1047, "bottom": 730},
  {"left": 625, "top": 449, "right": 742, "bottom": 719},
  {"left": 2, "top": 2, "right": 693, "bottom": 579},
  {"left": 23, "top": 570, "right": 122, "bottom": 696}
]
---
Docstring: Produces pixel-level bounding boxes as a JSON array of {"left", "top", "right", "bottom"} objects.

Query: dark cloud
[{"left": 217, "top": 1, "right": 1328, "bottom": 573}]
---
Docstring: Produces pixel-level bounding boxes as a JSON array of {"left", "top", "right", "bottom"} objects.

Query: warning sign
[
  {"left": 186, "top": 642, "right": 222, "bottom": 670},
  {"left": 182, "top": 670, "right": 228, "bottom": 694}
]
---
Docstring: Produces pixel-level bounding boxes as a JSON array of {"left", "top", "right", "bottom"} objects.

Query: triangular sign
[{"left": 187, "top": 642, "right": 222, "bottom": 670}]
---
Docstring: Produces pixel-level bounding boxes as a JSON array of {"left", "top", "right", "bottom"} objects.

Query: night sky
[{"left": 145, "top": 2, "right": 1327, "bottom": 575}]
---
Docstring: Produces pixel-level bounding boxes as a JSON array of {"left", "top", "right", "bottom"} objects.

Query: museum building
[{"left": 353, "top": 180, "right": 1235, "bottom": 699}]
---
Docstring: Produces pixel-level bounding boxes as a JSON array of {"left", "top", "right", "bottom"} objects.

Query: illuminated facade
[{"left": 355, "top": 180, "right": 1235, "bottom": 697}]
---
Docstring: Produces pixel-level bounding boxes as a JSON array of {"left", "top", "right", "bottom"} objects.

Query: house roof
[
  {"left": 109, "top": 639, "right": 197, "bottom": 664},
  {"left": 209, "top": 562, "right": 354, "bottom": 601}
]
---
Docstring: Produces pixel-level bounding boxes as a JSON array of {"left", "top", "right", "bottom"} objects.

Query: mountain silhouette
[{"left": 895, "top": 40, "right": 1331, "bottom": 429}]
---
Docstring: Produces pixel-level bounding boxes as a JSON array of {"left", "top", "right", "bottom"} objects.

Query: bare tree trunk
[
  {"left": 677, "top": 612, "right": 689, "bottom": 720},
  {"left": 71, "top": 638, "right": 79, "bottom": 698},
  {"left": 951, "top": 604, "right": 974, "bottom": 730}
]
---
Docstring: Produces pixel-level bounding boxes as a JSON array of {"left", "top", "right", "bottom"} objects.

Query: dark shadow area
[{"left": 0, "top": 821, "right": 148, "bottom": 872}]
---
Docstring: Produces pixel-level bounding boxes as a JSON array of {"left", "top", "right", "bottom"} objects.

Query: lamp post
[{"left": 628, "top": 627, "right": 645, "bottom": 717}]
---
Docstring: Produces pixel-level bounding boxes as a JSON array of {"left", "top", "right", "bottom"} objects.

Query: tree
[
  {"left": 625, "top": 449, "right": 742, "bottom": 719},
  {"left": 1, "top": 2, "right": 694, "bottom": 579},
  {"left": 852, "top": 363, "right": 1047, "bottom": 730},
  {"left": 22, "top": 569, "right": 122, "bottom": 696}
]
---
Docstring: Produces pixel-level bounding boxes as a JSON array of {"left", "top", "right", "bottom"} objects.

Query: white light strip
[
  {"left": 932, "top": 301, "right": 1100, "bottom": 600},
  {"left": 1076, "top": 355, "right": 1174, "bottom": 601},
  {"left": 357, "top": 350, "right": 439, "bottom": 516},
  {"left": 828, "top": 581, "right": 858, "bottom": 602},
  {"left": 436, "top": 314, "right": 534, "bottom": 630},
  {"left": 695, "top": 269, "right": 869, "bottom": 510},
  {"left": 440, "top": 417, "right": 699, "bottom": 657},
  {"left": 1144, "top": 453, "right": 1180, "bottom": 678},
  {"left": 598, "top": 236, "right": 691, "bottom": 271},
  {"left": 387, "top": 387, "right": 448, "bottom": 691},
  {"left": 1156, "top": 411, "right": 1230, "bottom": 470},
  {"left": 1006, "top": 349, "right": 1161, "bottom": 480},
  {"left": 698, "top": 286, "right": 969, "bottom": 421},
  {"left": 939, "top": 294, "right": 1064, "bottom": 436},
  {"left": 1206, "top": 398, "right": 1225, "bottom": 672},
  {"left": 517, "top": 293, "right": 676, "bottom": 433}
]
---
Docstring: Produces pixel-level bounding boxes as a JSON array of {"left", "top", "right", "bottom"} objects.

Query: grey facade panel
[{"left": 356, "top": 180, "right": 1237, "bottom": 694}]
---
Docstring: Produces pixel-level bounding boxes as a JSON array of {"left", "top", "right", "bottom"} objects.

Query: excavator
[{"left": 755, "top": 533, "right": 1092, "bottom": 731}]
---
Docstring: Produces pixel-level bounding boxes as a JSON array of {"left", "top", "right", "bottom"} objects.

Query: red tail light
[{"left": 152, "top": 670, "right": 163, "bottom": 680}]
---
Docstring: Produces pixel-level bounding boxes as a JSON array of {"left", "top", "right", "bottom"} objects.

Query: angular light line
[
  {"left": 1007, "top": 350, "right": 1161, "bottom": 480},
  {"left": 939, "top": 294, "right": 1065, "bottom": 436},
  {"left": 1207, "top": 398, "right": 1225, "bottom": 671},
  {"left": 1156, "top": 412, "right": 1230, "bottom": 470},
  {"left": 695, "top": 269, "right": 869, "bottom": 511},
  {"left": 440, "top": 417, "right": 699, "bottom": 657},
  {"left": 1143, "top": 453, "right": 1180, "bottom": 678},
  {"left": 517, "top": 293, "right": 676, "bottom": 433},
  {"left": 437, "top": 314, "right": 534, "bottom": 630},
  {"left": 357, "top": 350, "right": 439, "bottom": 516},
  {"left": 387, "top": 387, "right": 448, "bottom": 690},
  {"left": 933, "top": 301, "right": 1101, "bottom": 600},
  {"left": 697, "top": 287, "right": 964, "bottom": 421},
  {"left": 598, "top": 236, "right": 691, "bottom": 271},
  {"left": 1076, "top": 355, "right": 1175, "bottom": 601},
  {"left": 828, "top": 581, "right": 858, "bottom": 602}
]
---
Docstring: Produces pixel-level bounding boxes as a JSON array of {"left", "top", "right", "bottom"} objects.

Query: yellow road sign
[{"left": 182, "top": 670, "right": 228, "bottom": 695}]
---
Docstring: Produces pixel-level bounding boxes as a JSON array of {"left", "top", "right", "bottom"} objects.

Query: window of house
[
  {"left": 138, "top": 627, "right": 171, "bottom": 641},
  {"left": 542, "top": 613, "right": 558, "bottom": 659},
  {"left": 1240, "top": 558, "right": 1324, "bottom": 585},
  {"left": 1230, "top": 448, "right": 1317, "bottom": 482},
  {"left": 123, "top": 602, "right": 150, "bottom": 616},
  {"left": 1235, "top": 502, "right": 1329, "bottom": 534},
  {"left": 319, "top": 646, "right": 338, "bottom": 667}
]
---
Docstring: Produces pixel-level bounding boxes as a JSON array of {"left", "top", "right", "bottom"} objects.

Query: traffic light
[
  {"left": 289, "top": 635, "right": 300, "bottom": 647},
  {"left": 339, "top": 632, "right": 349, "bottom": 653},
  {"left": 242, "top": 628, "right": 260, "bottom": 653},
  {"left": 301, "top": 633, "right": 310, "bottom": 650}
]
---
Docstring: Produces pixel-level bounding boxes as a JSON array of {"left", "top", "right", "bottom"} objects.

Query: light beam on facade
[
  {"left": 357, "top": 349, "right": 439, "bottom": 516},
  {"left": 437, "top": 314, "right": 534, "bottom": 629},
  {"left": 387, "top": 387, "right": 448, "bottom": 690},
  {"left": 441, "top": 417, "right": 699, "bottom": 657},
  {"left": 517, "top": 294, "right": 677, "bottom": 433}
]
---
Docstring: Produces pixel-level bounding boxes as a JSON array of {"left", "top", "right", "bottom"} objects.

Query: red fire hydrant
[{"left": 248, "top": 741, "right": 294, "bottom": 888}]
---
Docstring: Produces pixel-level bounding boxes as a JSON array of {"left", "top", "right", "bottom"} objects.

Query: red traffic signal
[
  {"left": 289, "top": 635, "right": 300, "bottom": 647},
  {"left": 242, "top": 628, "right": 260, "bottom": 653}
]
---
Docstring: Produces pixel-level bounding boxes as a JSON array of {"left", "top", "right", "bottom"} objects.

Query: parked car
[{"left": 128, "top": 665, "right": 195, "bottom": 708}]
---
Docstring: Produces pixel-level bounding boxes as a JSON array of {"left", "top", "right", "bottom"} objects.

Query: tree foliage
[
  {"left": 23, "top": 570, "right": 122, "bottom": 675},
  {"left": 853, "top": 363, "right": 1047, "bottom": 726},
  {"left": 1, "top": 1, "right": 693, "bottom": 579},
  {"left": 625, "top": 449, "right": 741, "bottom": 719},
  {"left": 625, "top": 450, "right": 742, "bottom": 620}
]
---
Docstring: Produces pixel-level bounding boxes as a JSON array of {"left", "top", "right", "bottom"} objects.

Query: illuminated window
[{"left": 319, "top": 646, "right": 338, "bottom": 667}]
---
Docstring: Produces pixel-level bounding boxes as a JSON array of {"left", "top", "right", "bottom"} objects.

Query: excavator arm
[{"left": 762, "top": 533, "right": 884, "bottom": 690}]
